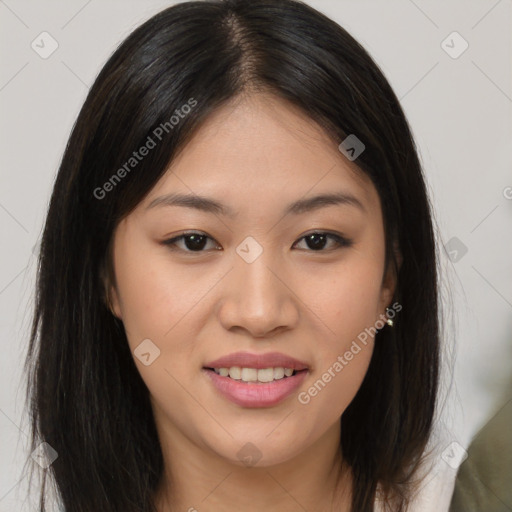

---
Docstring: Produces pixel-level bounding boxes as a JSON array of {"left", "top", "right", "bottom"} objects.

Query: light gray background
[{"left": 1, "top": 1, "right": 511, "bottom": 511}]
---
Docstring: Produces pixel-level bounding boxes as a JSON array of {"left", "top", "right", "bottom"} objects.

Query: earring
[{"left": 385, "top": 307, "right": 394, "bottom": 327}]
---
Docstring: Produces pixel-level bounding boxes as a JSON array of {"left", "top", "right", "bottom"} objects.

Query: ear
[
  {"left": 107, "top": 283, "right": 123, "bottom": 320},
  {"left": 100, "top": 253, "right": 123, "bottom": 320},
  {"left": 378, "top": 238, "right": 402, "bottom": 316}
]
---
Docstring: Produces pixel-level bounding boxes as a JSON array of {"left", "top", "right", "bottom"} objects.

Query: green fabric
[{"left": 449, "top": 398, "right": 512, "bottom": 512}]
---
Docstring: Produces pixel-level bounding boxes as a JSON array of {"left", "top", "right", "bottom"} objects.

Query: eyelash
[{"left": 161, "top": 230, "right": 353, "bottom": 253}]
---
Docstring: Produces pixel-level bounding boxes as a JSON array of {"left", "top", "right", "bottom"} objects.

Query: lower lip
[{"left": 203, "top": 369, "right": 308, "bottom": 408}]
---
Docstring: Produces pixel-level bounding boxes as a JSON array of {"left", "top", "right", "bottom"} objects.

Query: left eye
[
  {"left": 293, "top": 232, "right": 352, "bottom": 251},
  {"left": 162, "top": 231, "right": 352, "bottom": 253}
]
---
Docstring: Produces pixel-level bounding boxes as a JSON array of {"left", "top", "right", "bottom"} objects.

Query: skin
[{"left": 108, "top": 92, "right": 400, "bottom": 511}]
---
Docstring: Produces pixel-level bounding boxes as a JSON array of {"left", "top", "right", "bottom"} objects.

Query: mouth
[{"left": 202, "top": 352, "right": 310, "bottom": 408}]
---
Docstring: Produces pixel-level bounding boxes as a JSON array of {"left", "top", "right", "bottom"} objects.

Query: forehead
[{"left": 141, "top": 93, "right": 380, "bottom": 218}]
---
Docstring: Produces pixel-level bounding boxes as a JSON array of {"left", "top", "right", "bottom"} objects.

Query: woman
[{"left": 25, "top": 0, "right": 440, "bottom": 510}]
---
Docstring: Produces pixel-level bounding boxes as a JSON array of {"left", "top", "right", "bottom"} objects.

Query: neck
[{"left": 153, "top": 421, "right": 353, "bottom": 512}]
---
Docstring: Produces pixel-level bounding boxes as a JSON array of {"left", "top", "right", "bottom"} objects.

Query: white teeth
[
  {"left": 229, "top": 366, "right": 241, "bottom": 380},
  {"left": 273, "top": 367, "right": 285, "bottom": 379},
  {"left": 212, "top": 366, "right": 297, "bottom": 382},
  {"left": 257, "top": 368, "right": 274, "bottom": 382},
  {"left": 241, "top": 368, "right": 258, "bottom": 382}
]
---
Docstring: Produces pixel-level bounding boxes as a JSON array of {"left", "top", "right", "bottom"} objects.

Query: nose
[{"left": 217, "top": 248, "right": 300, "bottom": 339}]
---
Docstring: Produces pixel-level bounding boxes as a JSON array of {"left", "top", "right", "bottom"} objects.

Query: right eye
[{"left": 161, "top": 231, "right": 222, "bottom": 253}]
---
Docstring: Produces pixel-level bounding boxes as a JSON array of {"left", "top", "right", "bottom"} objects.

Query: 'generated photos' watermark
[{"left": 93, "top": 98, "right": 197, "bottom": 200}]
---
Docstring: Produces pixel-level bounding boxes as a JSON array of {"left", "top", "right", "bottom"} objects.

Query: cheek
[
  {"left": 112, "top": 240, "right": 221, "bottom": 386},
  {"left": 307, "top": 256, "right": 385, "bottom": 344},
  {"left": 300, "top": 345, "right": 374, "bottom": 429},
  {"left": 113, "top": 241, "right": 195, "bottom": 344},
  {"left": 298, "top": 316, "right": 375, "bottom": 424},
  {"left": 112, "top": 247, "right": 202, "bottom": 410},
  {"left": 295, "top": 255, "right": 382, "bottom": 415}
]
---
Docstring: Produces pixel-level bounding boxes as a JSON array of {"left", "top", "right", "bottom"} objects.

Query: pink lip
[
  {"left": 204, "top": 351, "right": 309, "bottom": 371},
  {"left": 203, "top": 368, "right": 308, "bottom": 408}
]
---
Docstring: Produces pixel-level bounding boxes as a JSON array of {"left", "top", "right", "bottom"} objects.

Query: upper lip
[{"left": 204, "top": 351, "right": 309, "bottom": 370}]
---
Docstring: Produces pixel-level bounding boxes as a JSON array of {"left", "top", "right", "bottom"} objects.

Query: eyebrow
[{"left": 145, "top": 191, "right": 366, "bottom": 217}]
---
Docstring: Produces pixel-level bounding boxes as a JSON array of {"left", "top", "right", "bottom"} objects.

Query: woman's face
[{"left": 108, "top": 93, "right": 397, "bottom": 468}]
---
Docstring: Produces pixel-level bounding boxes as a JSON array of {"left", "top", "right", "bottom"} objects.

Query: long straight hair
[{"left": 25, "top": 1, "right": 440, "bottom": 510}]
